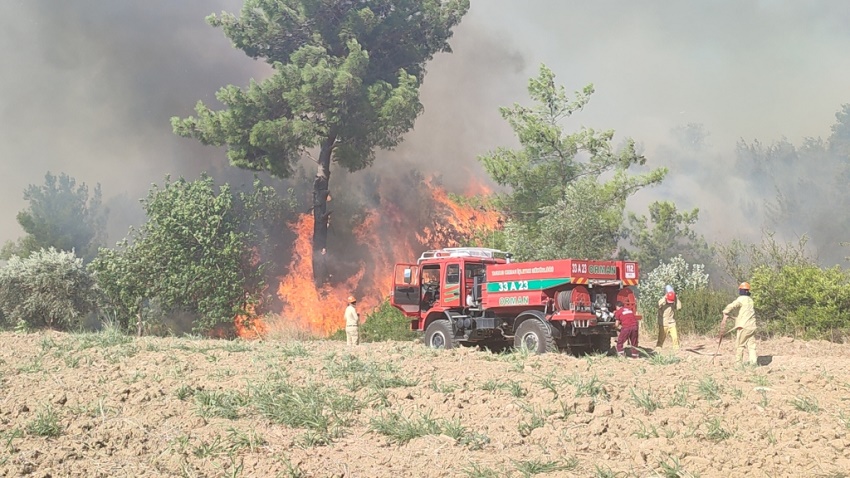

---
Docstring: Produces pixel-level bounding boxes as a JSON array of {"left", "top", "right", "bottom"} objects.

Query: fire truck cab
[{"left": 391, "top": 247, "right": 640, "bottom": 354}]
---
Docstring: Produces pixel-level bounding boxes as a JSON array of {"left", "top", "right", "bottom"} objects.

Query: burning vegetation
[{"left": 243, "top": 177, "right": 503, "bottom": 339}]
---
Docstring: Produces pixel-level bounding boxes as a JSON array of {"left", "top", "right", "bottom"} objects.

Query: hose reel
[{"left": 555, "top": 285, "right": 591, "bottom": 311}]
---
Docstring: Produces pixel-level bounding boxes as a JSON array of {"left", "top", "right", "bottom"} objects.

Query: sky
[{"left": 1, "top": 0, "right": 849, "bottom": 263}]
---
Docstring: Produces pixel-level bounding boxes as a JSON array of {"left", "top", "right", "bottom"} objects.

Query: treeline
[
  {"left": 0, "top": 174, "right": 295, "bottom": 335},
  {"left": 635, "top": 237, "right": 850, "bottom": 341},
  {"left": 3, "top": 0, "right": 850, "bottom": 341},
  {"left": 471, "top": 65, "right": 850, "bottom": 342},
  {"left": 3, "top": 169, "right": 846, "bottom": 340}
]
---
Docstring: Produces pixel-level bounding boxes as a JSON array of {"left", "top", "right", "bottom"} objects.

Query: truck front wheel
[
  {"left": 514, "top": 320, "right": 555, "bottom": 354},
  {"left": 424, "top": 319, "right": 455, "bottom": 349}
]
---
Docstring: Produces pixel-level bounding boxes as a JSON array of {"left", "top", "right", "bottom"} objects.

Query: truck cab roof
[{"left": 417, "top": 247, "right": 510, "bottom": 264}]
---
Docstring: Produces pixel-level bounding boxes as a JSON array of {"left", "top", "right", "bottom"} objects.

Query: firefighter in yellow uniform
[
  {"left": 344, "top": 296, "right": 359, "bottom": 346},
  {"left": 722, "top": 282, "right": 757, "bottom": 364},
  {"left": 657, "top": 285, "right": 682, "bottom": 349}
]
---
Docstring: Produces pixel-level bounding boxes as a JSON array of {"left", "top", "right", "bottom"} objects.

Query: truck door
[
  {"left": 392, "top": 263, "right": 420, "bottom": 316},
  {"left": 442, "top": 262, "right": 462, "bottom": 308},
  {"left": 465, "top": 263, "right": 485, "bottom": 307}
]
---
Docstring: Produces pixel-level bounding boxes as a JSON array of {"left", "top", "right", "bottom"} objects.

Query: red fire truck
[{"left": 391, "top": 247, "right": 640, "bottom": 353}]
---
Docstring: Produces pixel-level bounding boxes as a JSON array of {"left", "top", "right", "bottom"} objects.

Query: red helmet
[{"left": 665, "top": 291, "right": 676, "bottom": 303}]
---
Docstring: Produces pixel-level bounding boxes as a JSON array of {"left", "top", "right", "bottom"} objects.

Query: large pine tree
[{"left": 173, "top": 0, "right": 469, "bottom": 285}]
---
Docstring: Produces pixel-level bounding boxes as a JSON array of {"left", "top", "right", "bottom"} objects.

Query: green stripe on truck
[{"left": 486, "top": 278, "right": 571, "bottom": 293}]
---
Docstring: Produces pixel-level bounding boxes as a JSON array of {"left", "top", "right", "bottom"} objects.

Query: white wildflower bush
[
  {"left": 640, "top": 255, "right": 709, "bottom": 303},
  {"left": 637, "top": 255, "right": 727, "bottom": 336},
  {"left": 0, "top": 248, "right": 97, "bottom": 330}
]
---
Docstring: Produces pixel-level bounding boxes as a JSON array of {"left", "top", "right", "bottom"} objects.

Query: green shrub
[
  {"left": 327, "top": 328, "right": 346, "bottom": 341},
  {"left": 712, "top": 233, "right": 850, "bottom": 341},
  {"left": 639, "top": 288, "right": 732, "bottom": 337},
  {"left": 360, "top": 299, "right": 418, "bottom": 342},
  {"left": 329, "top": 299, "right": 418, "bottom": 343},
  {"left": 752, "top": 263, "right": 850, "bottom": 340},
  {"left": 89, "top": 176, "right": 290, "bottom": 334},
  {"left": 0, "top": 248, "right": 97, "bottom": 330},
  {"left": 677, "top": 288, "right": 735, "bottom": 336}
]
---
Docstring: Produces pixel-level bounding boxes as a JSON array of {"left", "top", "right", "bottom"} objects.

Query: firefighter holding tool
[{"left": 722, "top": 282, "right": 757, "bottom": 365}]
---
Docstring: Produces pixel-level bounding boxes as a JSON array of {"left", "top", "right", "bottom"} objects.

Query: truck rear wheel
[
  {"left": 424, "top": 319, "right": 455, "bottom": 349},
  {"left": 514, "top": 320, "right": 555, "bottom": 354}
]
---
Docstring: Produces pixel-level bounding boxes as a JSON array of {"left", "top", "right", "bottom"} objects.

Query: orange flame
[
  {"left": 234, "top": 302, "right": 267, "bottom": 339},
  {"left": 436, "top": 180, "right": 501, "bottom": 233},
  {"left": 273, "top": 214, "right": 361, "bottom": 336},
  {"left": 270, "top": 176, "right": 502, "bottom": 337}
]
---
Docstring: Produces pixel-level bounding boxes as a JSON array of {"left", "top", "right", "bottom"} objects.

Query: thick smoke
[
  {"left": 2, "top": 1, "right": 850, "bottom": 266},
  {"left": 448, "top": 1, "right": 850, "bottom": 266},
  {"left": 0, "top": 0, "right": 262, "bottom": 243}
]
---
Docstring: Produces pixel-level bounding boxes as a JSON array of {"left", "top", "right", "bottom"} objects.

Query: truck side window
[
  {"left": 421, "top": 266, "right": 440, "bottom": 308},
  {"left": 446, "top": 264, "right": 460, "bottom": 285},
  {"left": 396, "top": 266, "right": 418, "bottom": 286},
  {"left": 422, "top": 267, "right": 439, "bottom": 285}
]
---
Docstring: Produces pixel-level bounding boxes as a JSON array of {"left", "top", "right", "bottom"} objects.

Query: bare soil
[{"left": 1, "top": 329, "right": 848, "bottom": 478}]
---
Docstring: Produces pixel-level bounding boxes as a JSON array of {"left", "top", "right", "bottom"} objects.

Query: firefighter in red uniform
[{"left": 614, "top": 301, "right": 640, "bottom": 358}]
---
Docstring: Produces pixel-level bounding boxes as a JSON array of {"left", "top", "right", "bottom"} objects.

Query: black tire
[
  {"left": 514, "top": 319, "right": 556, "bottom": 354},
  {"left": 424, "top": 319, "right": 455, "bottom": 349}
]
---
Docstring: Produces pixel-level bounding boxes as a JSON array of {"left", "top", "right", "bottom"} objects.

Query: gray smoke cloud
[
  {"left": 0, "top": 0, "right": 261, "bottom": 243},
  {"left": 2, "top": 1, "right": 849, "bottom": 265},
  {"left": 414, "top": 0, "right": 850, "bottom": 265}
]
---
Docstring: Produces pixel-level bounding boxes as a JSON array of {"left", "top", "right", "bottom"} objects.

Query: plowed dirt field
[{"left": 1, "top": 329, "right": 848, "bottom": 477}]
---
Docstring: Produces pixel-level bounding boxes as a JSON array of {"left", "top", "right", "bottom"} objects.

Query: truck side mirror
[{"left": 403, "top": 268, "right": 412, "bottom": 284}]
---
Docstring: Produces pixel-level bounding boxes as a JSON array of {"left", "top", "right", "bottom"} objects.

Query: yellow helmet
[
  {"left": 347, "top": 295, "right": 357, "bottom": 304},
  {"left": 738, "top": 282, "right": 751, "bottom": 291}
]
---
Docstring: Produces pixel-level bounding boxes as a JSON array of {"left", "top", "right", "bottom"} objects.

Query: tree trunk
[{"left": 312, "top": 135, "right": 336, "bottom": 286}]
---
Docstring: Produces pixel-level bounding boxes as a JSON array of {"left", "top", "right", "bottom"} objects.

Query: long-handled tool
[{"left": 711, "top": 315, "right": 733, "bottom": 364}]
